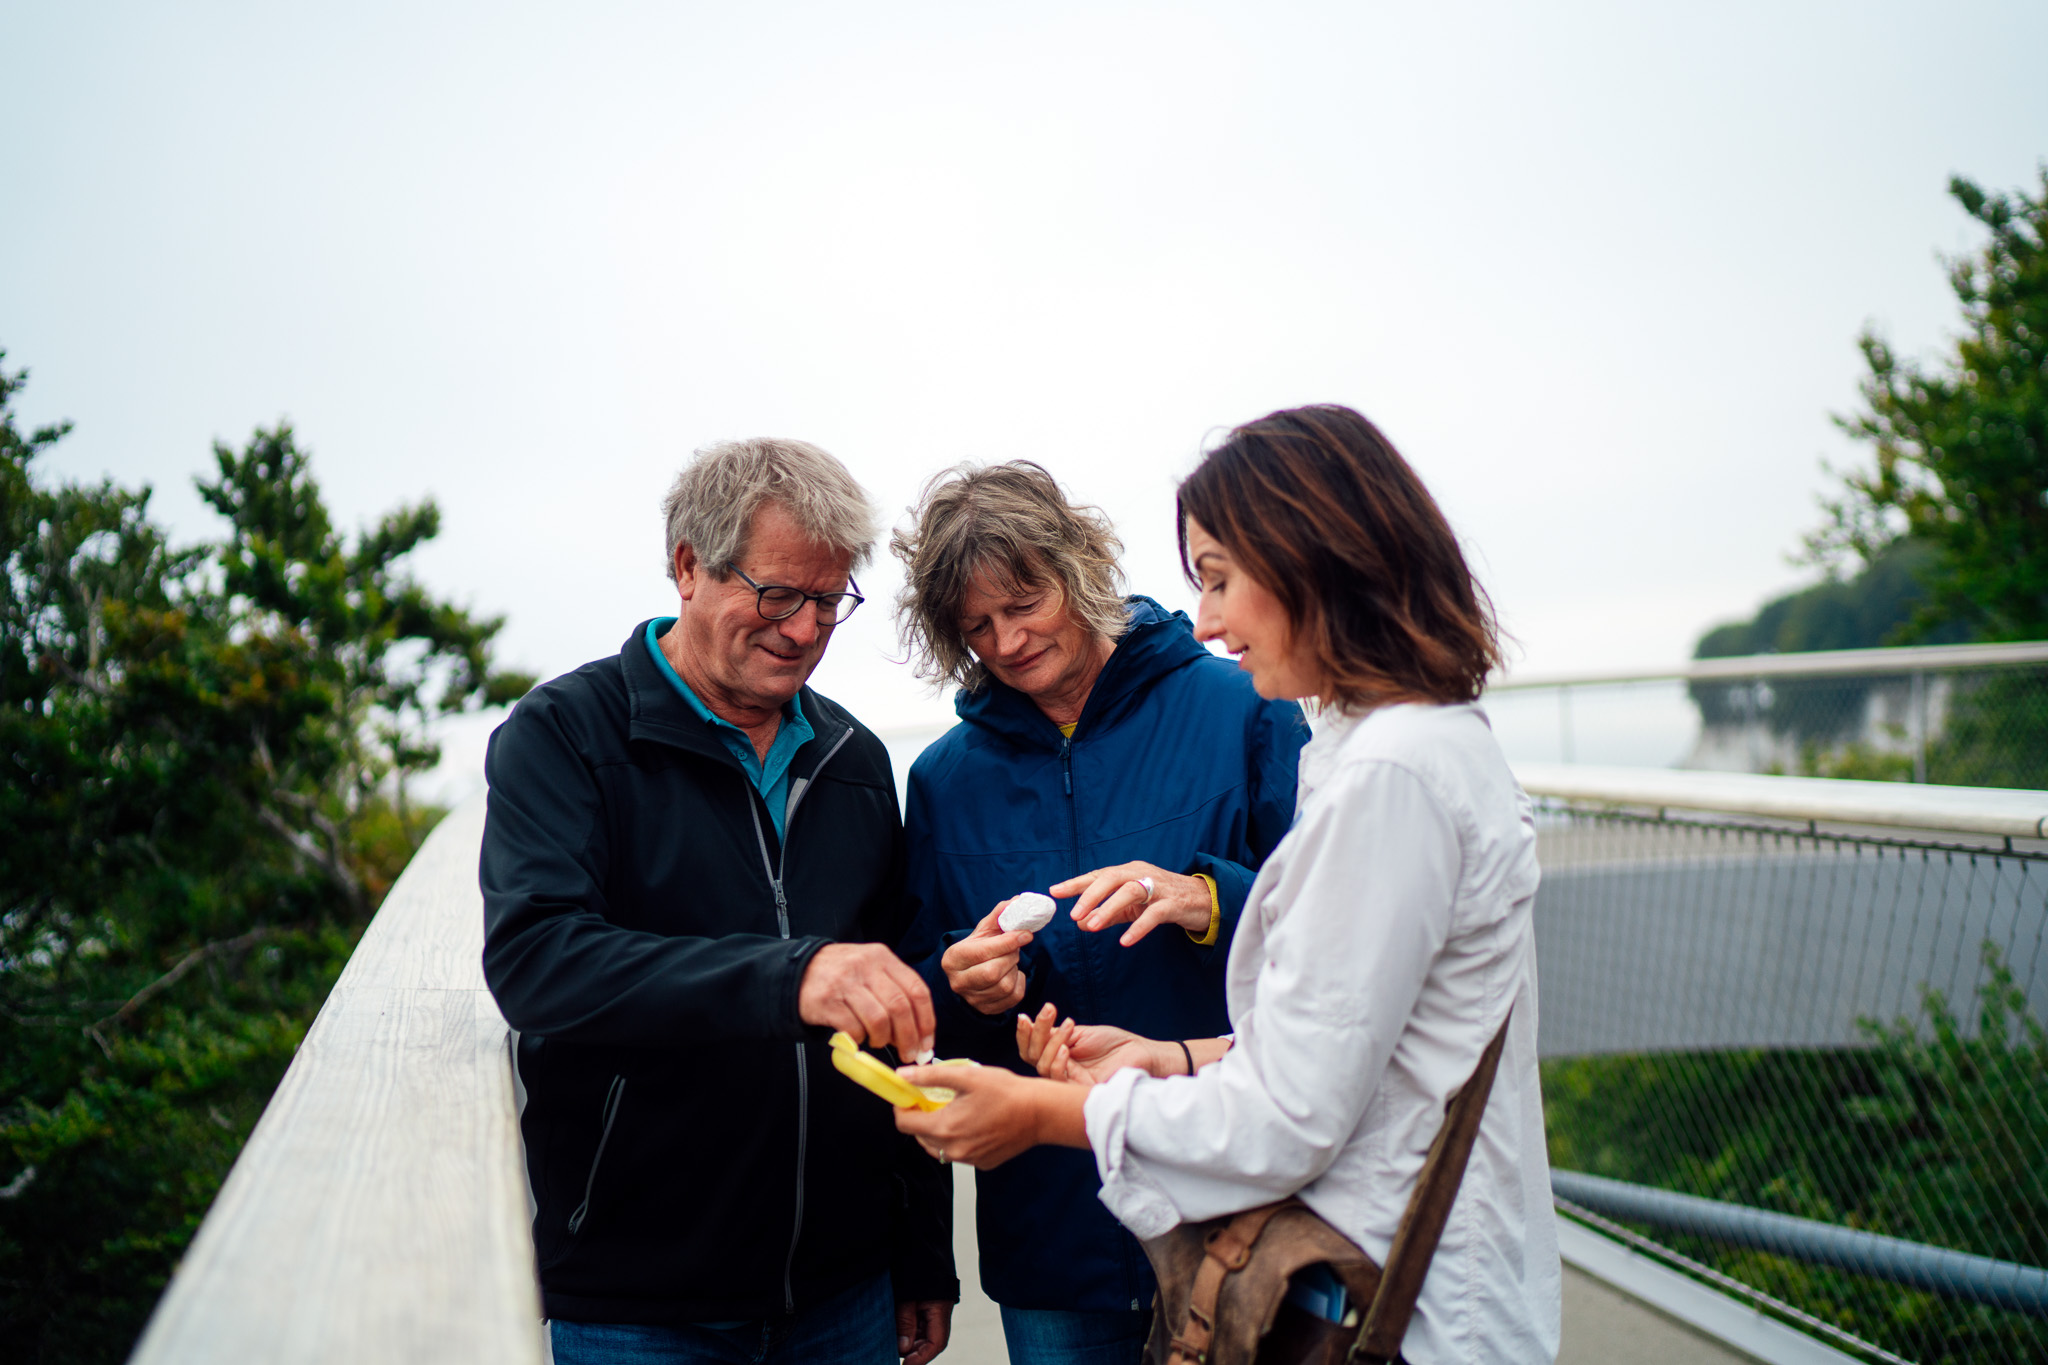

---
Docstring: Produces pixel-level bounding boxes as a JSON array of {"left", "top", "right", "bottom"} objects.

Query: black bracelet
[{"left": 1177, "top": 1040, "right": 1196, "bottom": 1076}]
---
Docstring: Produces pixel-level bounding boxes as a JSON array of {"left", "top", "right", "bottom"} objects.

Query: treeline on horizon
[{"left": 0, "top": 167, "right": 2042, "bottom": 1364}]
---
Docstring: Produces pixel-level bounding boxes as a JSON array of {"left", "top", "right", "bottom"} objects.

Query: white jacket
[{"left": 1083, "top": 702, "right": 1561, "bottom": 1364}]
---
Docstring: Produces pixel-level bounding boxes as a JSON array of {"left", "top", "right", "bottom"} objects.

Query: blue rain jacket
[{"left": 900, "top": 597, "right": 1308, "bottom": 1312}]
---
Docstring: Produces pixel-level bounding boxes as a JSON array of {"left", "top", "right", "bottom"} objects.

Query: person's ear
[{"left": 674, "top": 544, "right": 701, "bottom": 602}]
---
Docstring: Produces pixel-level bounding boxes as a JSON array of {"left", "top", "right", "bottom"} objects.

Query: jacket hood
[{"left": 952, "top": 596, "right": 1212, "bottom": 750}]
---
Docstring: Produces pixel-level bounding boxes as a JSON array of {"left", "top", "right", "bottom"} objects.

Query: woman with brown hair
[{"left": 893, "top": 406, "right": 1561, "bottom": 1364}]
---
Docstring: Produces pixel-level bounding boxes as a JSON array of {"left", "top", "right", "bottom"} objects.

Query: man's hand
[
  {"left": 797, "top": 943, "right": 935, "bottom": 1059},
  {"left": 940, "top": 903, "right": 1034, "bottom": 1015},
  {"left": 1016, "top": 1002, "right": 1171, "bottom": 1085},
  {"left": 896, "top": 1298, "right": 952, "bottom": 1365},
  {"left": 1051, "top": 862, "right": 1211, "bottom": 946}
]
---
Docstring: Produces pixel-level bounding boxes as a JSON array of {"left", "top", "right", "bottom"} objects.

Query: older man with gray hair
[{"left": 481, "top": 438, "right": 957, "bottom": 1365}]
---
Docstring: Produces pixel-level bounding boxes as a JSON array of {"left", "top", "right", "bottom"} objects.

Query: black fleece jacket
[{"left": 480, "top": 623, "right": 956, "bottom": 1325}]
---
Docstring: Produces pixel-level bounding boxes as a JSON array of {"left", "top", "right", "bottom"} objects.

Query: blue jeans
[
  {"left": 999, "top": 1305, "right": 1150, "bottom": 1365},
  {"left": 550, "top": 1272, "right": 896, "bottom": 1365}
]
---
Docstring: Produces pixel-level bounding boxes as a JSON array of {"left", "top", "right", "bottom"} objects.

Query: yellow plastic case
[{"left": 827, "top": 1032, "right": 972, "bottom": 1110}]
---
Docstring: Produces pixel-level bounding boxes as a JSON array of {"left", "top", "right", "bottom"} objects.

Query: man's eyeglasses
[{"left": 729, "top": 565, "right": 865, "bottom": 625}]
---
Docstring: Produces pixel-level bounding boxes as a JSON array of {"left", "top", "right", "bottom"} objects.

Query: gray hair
[
  {"left": 891, "top": 461, "right": 1130, "bottom": 692},
  {"left": 663, "top": 437, "right": 880, "bottom": 580}
]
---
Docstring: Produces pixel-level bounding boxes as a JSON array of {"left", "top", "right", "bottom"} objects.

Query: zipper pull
[{"left": 1060, "top": 735, "right": 1072, "bottom": 797}]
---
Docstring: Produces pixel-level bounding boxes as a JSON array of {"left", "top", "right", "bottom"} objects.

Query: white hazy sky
[{"left": 5, "top": 2, "right": 2044, "bottom": 791}]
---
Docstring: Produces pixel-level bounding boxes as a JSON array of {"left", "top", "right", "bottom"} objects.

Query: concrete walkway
[{"left": 941, "top": 1167, "right": 1754, "bottom": 1364}]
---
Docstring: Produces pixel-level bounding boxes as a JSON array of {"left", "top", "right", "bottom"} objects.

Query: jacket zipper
[
  {"left": 1062, "top": 727, "right": 1139, "bottom": 1301},
  {"left": 566, "top": 1075, "right": 625, "bottom": 1235},
  {"left": 745, "top": 722, "right": 857, "bottom": 1314}
]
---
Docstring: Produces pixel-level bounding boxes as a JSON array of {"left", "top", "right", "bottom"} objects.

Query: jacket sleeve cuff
[
  {"left": 1182, "top": 854, "right": 1253, "bottom": 954},
  {"left": 781, "top": 935, "right": 835, "bottom": 1036},
  {"left": 1184, "top": 874, "right": 1221, "bottom": 945},
  {"left": 1084, "top": 1068, "right": 1182, "bottom": 1240},
  {"left": 889, "top": 1267, "right": 962, "bottom": 1305}
]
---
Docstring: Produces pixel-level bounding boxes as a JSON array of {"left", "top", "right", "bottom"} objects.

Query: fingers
[
  {"left": 799, "top": 943, "right": 936, "bottom": 1056},
  {"left": 1073, "top": 879, "right": 1150, "bottom": 933},
  {"left": 1030, "top": 1002, "right": 1058, "bottom": 1065},
  {"left": 944, "top": 920, "right": 1030, "bottom": 1015},
  {"left": 1037, "top": 1019, "right": 1083, "bottom": 1084},
  {"left": 1064, "top": 869, "right": 1129, "bottom": 924},
  {"left": 896, "top": 1061, "right": 983, "bottom": 1092},
  {"left": 1049, "top": 864, "right": 1134, "bottom": 899},
  {"left": 844, "top": 984, "right": 903, "bottom": 1055},
  {"left": 905, "top": 1301, "right": 950, "bottom": 1365},
  {"left": 896, "top": 1300, "right": 916, "bottom": 1359},
  {"left": 947, "top": 924, "right": 1033, "bottom": 969},
  {"left": 1046, "top": 1020, "right": 1079, "bottom": 1081},
  {"left": 1016, "top": 1003, "right": 1061, "bottom": 1074},
  {"left": 1117, "top": 902, "right": 1177, "bottom": 947},
  {"left": 1015, "top": 1011, "right": 1035, "bottom": 1064},
  {"left": 1052, "top": 862, "right": 1159, "bottom": 913},
  {"left": 852, "top": 958, "right": 934, "bottom": 1057},
  {"left": 951, "top": 955, "right": 1025, "bottom": 1014},
  {"left": 953, "top": 949, "right": 1024, "bottom": 996}
]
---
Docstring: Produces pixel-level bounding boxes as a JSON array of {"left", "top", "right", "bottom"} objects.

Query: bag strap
[
  {"left": 1351, "top": 1007, "right": 1514, "bottom": 1364},
  {"left": 1168, "top": 1200, "right": 1296, "bottom": 1365}
]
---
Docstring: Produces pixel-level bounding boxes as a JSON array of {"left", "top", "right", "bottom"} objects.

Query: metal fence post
[
  {"left": 1742, "top": 678, "right": 1761, "bottom": 772},
  {"left": 1911, "top": 669, "right": 1928, "bottom": 783}
]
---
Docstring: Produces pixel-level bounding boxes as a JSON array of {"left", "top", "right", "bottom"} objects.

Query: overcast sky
[{"left": 5, "top": 1, "right": 2044, "bottom": 789}]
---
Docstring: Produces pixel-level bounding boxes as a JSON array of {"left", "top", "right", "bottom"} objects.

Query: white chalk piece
[{"left": 998, "top": 891, "right": 1057, "bottom": 934}]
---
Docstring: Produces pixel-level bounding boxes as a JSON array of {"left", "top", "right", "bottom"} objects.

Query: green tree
[
  {"left": 1807, "top": 170, "right": 2048, "bottom": 641},
  {"left": 0, "top": 353, "right": 532, "bottom": 1364}
]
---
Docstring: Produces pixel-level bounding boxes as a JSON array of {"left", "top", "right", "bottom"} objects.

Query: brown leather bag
[{"left": 1139, "top": 1013, "right": 1512, "bottom": 1365}]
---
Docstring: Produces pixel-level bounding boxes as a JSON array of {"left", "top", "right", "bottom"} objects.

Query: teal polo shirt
[{"left": 645, "top": 618, "right": 814, "bottom": 839}]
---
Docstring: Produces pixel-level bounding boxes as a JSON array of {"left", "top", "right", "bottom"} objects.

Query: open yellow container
[{"left": 828, "top": 1032, "right": 972, "bottom": 1110}]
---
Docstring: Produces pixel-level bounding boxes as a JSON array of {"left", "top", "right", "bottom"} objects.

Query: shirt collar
[{"left": 644, "top": 617, "right": 809, "bottom": 737}]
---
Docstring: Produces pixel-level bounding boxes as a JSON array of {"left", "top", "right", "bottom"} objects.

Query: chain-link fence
[
  {"left": 1535, "top": 803, "right": 2048, "bottom": 1364},
  {"left": 1487, "top": 646, "right": 2048, "bottom": 788}
]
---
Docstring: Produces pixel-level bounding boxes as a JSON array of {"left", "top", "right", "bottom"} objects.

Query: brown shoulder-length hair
[{"left": 1177, "top": 404, "right": 1502, "bottom": 708}]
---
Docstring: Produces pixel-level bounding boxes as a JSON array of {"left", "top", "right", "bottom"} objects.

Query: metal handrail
[
  {"left": 1514, "top": 762, "right": 2048, "bottom": 840},
  {"left": 1553, "top": 1171, "right": 2048, "bottom": 1318},
  {"left": 1488, "top": 639, "right": 2048, "bottom": 691}
]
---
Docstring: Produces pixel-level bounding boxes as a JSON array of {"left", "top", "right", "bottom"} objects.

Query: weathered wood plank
[
  {"left": 336, "top": 796, "right": 492, "bottom": 993},
  {"left": 130, "top": 794, "right": 542, "bottom": 1365}
]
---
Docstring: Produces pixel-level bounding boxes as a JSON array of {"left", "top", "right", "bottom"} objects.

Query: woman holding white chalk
[
  {"left": 892, "top": 461, "right": 1308, "bottom": 1365},
  {"left": 895, "top": 408, "right": 1561, "bottom": 1365}
]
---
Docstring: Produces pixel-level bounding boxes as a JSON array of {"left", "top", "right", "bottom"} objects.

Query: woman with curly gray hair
[{"left": 892, "top": 461, "right": 1308, "bottom": 1365}]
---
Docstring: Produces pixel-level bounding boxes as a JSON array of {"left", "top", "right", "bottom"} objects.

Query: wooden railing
[{"left": 127, "top": 795, "right": 542, "bottom": 1365}]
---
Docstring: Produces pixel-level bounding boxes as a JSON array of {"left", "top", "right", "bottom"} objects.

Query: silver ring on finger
[{"left": 1137, "top": 876, "right": 1156, "bottom": 903}]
